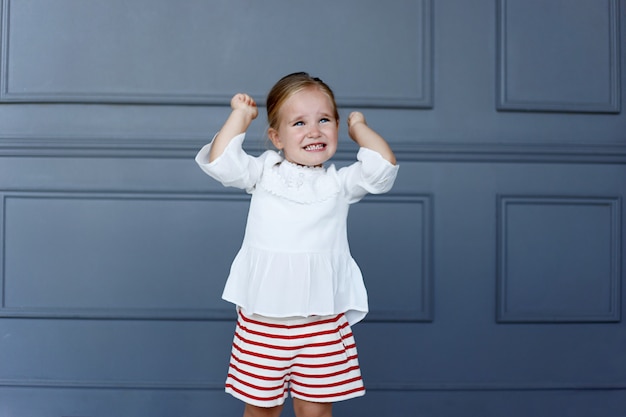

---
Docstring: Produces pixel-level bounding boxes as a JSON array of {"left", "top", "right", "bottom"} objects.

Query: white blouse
[{"left": 195, "top": 133, "right": 398, "bottom": 325}]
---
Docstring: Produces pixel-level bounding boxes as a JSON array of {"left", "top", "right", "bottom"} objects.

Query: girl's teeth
[{"left": 305, "top": 144, "right": 324, "bottom": 151}]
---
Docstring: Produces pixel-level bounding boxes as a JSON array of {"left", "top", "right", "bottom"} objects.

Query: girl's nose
[{"left": 308, "top": 125, "right": 321, "bottom": 138}]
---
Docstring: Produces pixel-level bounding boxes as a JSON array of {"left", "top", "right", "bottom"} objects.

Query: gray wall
[{"left": 0, "top": 0, "right": 624, "bottom": 416}]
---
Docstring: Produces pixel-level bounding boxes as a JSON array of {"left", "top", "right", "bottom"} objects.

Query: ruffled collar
[{"left": 258, "top": 157, "right": 340, "bottom": 204}]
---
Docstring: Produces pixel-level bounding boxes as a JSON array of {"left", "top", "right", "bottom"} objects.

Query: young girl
[{"left": 195, "top": 72, "right": 398, "bottom": 417}]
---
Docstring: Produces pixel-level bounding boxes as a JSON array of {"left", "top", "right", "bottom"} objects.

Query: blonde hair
[{"left": 266, "top": 72, "right": 339, "bottom": 131}]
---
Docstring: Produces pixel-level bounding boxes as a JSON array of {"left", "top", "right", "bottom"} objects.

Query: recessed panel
[
  {"left": 497, "top": 196, "right": 621, "bottom": 322},
  {"left": 497, "top": 0, "right": 620, "bottom": 113},
  {"left": 0, "top": 192, "right": 248, "bottom": 319},
  {"left": 349, "top": 195, "right": 433, "bottom": 322},
  {"left": 1, "top": 0, "right": 433, "bottom": 108}
]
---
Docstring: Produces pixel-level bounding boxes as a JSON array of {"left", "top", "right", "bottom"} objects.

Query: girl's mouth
[{"left": 304, "top": 143, "right": 326, "bottom": 151}]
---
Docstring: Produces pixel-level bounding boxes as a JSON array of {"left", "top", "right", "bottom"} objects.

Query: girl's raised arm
[
  {"left": 347, "top": 112, "right": 396, "bottom": 165},
  {"left": 209, "top": 93, "right": 258, "bottom": 162}
]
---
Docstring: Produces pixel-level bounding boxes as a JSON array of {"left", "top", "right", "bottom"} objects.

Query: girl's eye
[
  {"left": 320, "top": 118, "right": 332, "bottom": 124},
  {"left": 293, "top": 121, "right": 304, "bottom": 127}
]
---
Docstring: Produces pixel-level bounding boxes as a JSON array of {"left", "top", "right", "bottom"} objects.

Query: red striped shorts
[{"left": 225, "top": 309, "right": 365, "bottom": 407}]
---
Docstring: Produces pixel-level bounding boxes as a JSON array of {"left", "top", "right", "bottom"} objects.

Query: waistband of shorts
[{"left": 238, "top": 307, "right": 344, "bottom": 326}]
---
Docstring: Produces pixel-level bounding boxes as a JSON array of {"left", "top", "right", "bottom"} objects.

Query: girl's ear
[{"left": 268, "top": 128, "right": 283, "bottom": 149}]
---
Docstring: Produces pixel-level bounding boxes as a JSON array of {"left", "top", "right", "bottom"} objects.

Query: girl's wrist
[{"left": 231, "top": 107, "right": 257, "bottom": 123}]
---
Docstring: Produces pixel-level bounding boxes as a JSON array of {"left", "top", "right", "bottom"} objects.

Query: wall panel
[
  {"left": 497, "top": 0, "right": 621, "bottom": 113},
  {"left": 349, "top": 194, "right": 434, "bottom": 322},
  {"left": 0, "top": 191, "right": 248, "bottom": 319},
  {"left": 497, "top": 196, "right": 621, "bottom": 322},
  {"left": 0, "top": 190, "right": 432, "bottom": 322},
  {"left": 1, "top": 0, "right": 433, "bottom": 108},
  {"left": 0, "top": 320, "right": 232, "bottom": 386}
]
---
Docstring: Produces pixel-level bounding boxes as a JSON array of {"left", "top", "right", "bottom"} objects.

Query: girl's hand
[
  {"left": 208, "top": 94, "right": 258, "bottom": 162},
  {"left": 231, "top": 93, "right": 258, "bottom": 120},
  {"left": 347, "top": 111, "right": 366, "bottom": 142},
  {"left": 347, "top": 111, "right": 366, "bottom": 127}
]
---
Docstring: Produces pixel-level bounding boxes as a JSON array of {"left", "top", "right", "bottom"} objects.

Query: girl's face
[{"left": 268, "top": 87, "right": 338, "bottom": 167}]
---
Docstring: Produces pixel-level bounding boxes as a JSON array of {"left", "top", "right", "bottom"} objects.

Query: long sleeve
[
  {"left": 338, "top": 147, "right": 399, "bottom": 204},
  {"left": 195, "top": 133, "right": 276, "bottom": 193}
]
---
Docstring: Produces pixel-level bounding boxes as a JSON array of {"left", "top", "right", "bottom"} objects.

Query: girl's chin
[{"left": 286, "top": 154, "right": 331, "bottom": 167}]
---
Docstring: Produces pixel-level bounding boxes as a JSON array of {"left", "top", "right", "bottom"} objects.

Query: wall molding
[
  {"left": 390, "top": 141, "right": 626, "bottom": 164},
  {"left": 0, "top": 0, "right": 6, "bottom": 99},
  {"left": 2, "top": 135, "right": 625, "bottom": 164},
  {"left": 0, "top": 378, "right": 623, "bottom": 392}
]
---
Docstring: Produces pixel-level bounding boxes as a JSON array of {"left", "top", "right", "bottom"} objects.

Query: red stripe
[
  {"left": 291, "top": 375, "right": 363, "bottom": 390},
  {"left": 229, "top": 357, "right": 363, "bottom": 392},
  {"left": 290, "top": 354, "right": 360, "bottom": 369},
  {"left": 228, "top": 364, "right": 362, "bottom": 390},
  {"left": 229, "top": 363, "right": 286, "bottom": 382},
  {"left": 232, "top": 342, "right": 291, "bottom": 362},
  {"left": 290, "top": 365, "right": 362, "bottom": 380},
  {"left": 292, "top": 349, "right": 351, "bottom": 359},
  {"left": 227, "top": 372, "right": 285, "bottom": 392},
  {"left": 233, "top": 343, "right": 359, "bottom": 371},
  {"left": 290, "top": 346, "right": 355, "bottom": 359},
  {"left": 234, "top": 330, "right": 344, "bottom": 351},
  {"left": 231, "top": 352, "right": 290, "bottom": 372},
  {"left": 238, "top": 320, "right": 348, "bottom": 341},
  {"left": 291, "top": 385, "right": 365, "bottom": 399},
  {"left": 233, "top": 331, "right": 356, "bottom": 352},
  {"left": 225, "top": 383, "right": 288, "bottom": 402}
]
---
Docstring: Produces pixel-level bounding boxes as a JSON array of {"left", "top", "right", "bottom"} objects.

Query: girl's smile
[
  {"left": 268, "top": 87, "right": 339, "bottom": 167},
  {"left": 304, "top": 143, "right": 326, "bottom": 151}
]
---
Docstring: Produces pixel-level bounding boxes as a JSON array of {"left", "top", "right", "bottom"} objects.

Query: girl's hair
[{"left": 266, "top": 72, "right": 339, "bottom": 130}]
